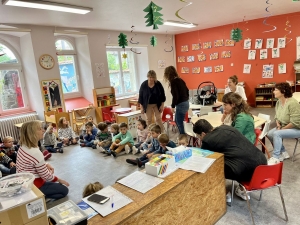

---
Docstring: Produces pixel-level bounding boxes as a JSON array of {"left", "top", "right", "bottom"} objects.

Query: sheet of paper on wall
[
  {"left": 266, "top": 38, "right": 274, "bottom": 48},
  {"left": 248, "top": 50, "right": 256, "bottom": 60},
  {"left": 297, "top": 37, "right": 300, "bottom": 60},
  {"left": 179, "top": 155, "right": 215, "bottom": 173},
  {"left": 278, "top": 38, "right": 286, "bottom": 48},
  {"left": 260, "top": 49, "right": 268, "bottom": 59},
  {"left": 278, "top": 63, "right": 286, "bottom": 74},
  {"left": 272, "top": 48, "right": 280, "bottom": 58},
  {"left": 262, "top": 64, "right": 274, "bottom": 78},
  {"left": 82, "top": 186, "right": 132, "bottom": 217},
  {"left": 243, "top": 64, "right": 251, "bottom": 74},
  {"left": 117, "top": 171, "right": 163, "bottom": 194},
  {"left": 255, "top": 39, "right": 263, "bottom": 49},
  {"left": 244, "top": 39, "right": 251, "bottom": 49}
]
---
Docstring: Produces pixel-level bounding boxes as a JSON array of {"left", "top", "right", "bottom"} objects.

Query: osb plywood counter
[{"left": 88, "top": 153, "right": 226, "bottom": 225}]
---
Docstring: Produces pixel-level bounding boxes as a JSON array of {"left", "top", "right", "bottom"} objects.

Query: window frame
[
  {"left": 55, "top": 36, "right": 82, "bottom": 99},
  {"left": 0, "top": 39, "right": 29, "bottom": 115},
  {"left": 106, "top": 48, "right": 139, "bottom": 98}
]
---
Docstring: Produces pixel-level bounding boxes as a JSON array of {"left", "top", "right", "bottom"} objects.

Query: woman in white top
[{"left": 220, "top": 75, "right": 247, "bottom": 113}]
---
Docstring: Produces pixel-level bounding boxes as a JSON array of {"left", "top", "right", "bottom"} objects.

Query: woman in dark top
[
  {"left": 138, "top": 70, "right": 166, "bottom": 132},
  {"left": 163, "top": 66, "right": 189, "bottom": 134}
]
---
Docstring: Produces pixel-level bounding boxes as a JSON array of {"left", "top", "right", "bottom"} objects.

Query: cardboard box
[
  {"left": 0, "top": 185, "right": 48, "bottom": 225},
  {"left": 146, "top": 154, "right": 175, "bottom": 177}
]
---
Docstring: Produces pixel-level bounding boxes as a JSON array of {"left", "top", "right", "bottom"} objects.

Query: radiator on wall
[{"left": 0, "top": 112, "right": 38, "bottom": 141}]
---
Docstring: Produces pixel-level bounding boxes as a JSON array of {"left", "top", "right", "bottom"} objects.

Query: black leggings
[{"left": 224, "top": 164, "right": 253, "bottom": 182}]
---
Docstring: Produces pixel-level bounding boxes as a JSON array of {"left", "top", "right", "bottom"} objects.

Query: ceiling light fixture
[
  {"left": 163, "top": 20, "right": 197, "bottom": 28},
  {"left": 2, "top": 0, "right": 93, "bottom": 14}
]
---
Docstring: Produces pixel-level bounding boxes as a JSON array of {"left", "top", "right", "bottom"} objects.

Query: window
[
  {"left": 106, "top": 49, "right": 138, "bottom": 97},
  {"left": 0, "top": 41, "right": 26, "bottom": 114},
  {"left": 55, "top": 38, "right": 80, "bottom": 97}
]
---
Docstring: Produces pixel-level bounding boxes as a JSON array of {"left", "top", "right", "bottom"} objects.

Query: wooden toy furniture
[{"left": 44, "top": 110, "right": 70, "bottom": 127}]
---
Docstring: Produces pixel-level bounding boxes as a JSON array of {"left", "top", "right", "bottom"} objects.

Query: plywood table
[
  {"left": 191, "top": 114, "right": 266, "bottom": 128},
  {"left": 88, "top": 152, "right": 226, "bottom": 225},
  {"left": 110, "top": 108, "right": 132, "bottom": 114}
]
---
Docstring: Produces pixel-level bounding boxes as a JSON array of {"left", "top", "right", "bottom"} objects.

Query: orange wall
[{"left": 175, "top": 12, "right": 300, "bottom": 106}]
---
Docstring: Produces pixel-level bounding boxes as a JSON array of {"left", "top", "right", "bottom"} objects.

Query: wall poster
[{"left": 41, "top": 79, "right": 65, "bottom": 112}]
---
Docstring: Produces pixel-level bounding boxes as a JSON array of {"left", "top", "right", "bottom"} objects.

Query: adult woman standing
[
  {"left": 164, "top": 66, "right": 189, "bottom": 134},
  {"left": 220, "top": 75, "right": 247, "bottom": 113},
  {"left": 221, "top": 92, "right": 255, "bottom": 144},
  {"left": 138, "top": 70, "right": 166, "bottom": 132},
  {"left": 267, "top": 82, "right": 300, "bottom": 165},
  {"left": 16, "top": 121, "right": 69, "bottom": 200}
]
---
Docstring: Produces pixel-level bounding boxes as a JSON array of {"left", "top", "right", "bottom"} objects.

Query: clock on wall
[{"left": 39, "top": 54, "right": 55, "bottom": 70}]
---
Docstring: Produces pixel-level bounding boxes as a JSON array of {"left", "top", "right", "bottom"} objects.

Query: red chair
[
  {"left": 162, "top": 107, "right": 173, "bottom": 134},
  {"left": 170, "top": 112, "right": 189, "bottom": 133},
  {"left": 255, "top": 129, "right": 271, "bottom": 159},
  {"left": 103, "top": 112, "right": 116, "bottom": 123},
  {"left": 237, "top": 162, "right": 288, "bottom": 225}
]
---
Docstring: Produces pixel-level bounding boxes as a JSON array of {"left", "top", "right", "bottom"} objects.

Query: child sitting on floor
[
  {"left": 0, "top": 136, "right": 18, "bottom": 163},
  {"left": 110, "top": 123, "right": 119, "bottom": 137},
  {"left": 140, "top": 123, "right": 156, "bottom": 154},
  {"left": 177, "top": 134, "right": 190, "bottom": 147},
  {"left": 109, "top": 123, "right": 134, "bottom": 157},
  {"left": 95, "top": 122, "right": 112, "bottom": 152},
  {"left": 152, "top": 133, "right": 176, "bottom": 155},
  {"left": 131, "top": 119, "right": 148, "bottom": 155},
  {"left": 0, "top": 151, "right": 16, "bottom": 175},
  {"left": 58, "top": 117, "right": 78, "bottom": 146},
  {"left": 43, "top": 124, "right": 63, "bottom": 153},
  {"left": 80, "top": 115, "right": 96, "bottom": 142},
  {"left": 80, "top": 122, "right": 98, "bottom": 148},
  {"left": 82, "top": 181, "right": 104, "bottom": 198},
  {"left": 126, "top": 125, "right": 161, "bottom": 167}
]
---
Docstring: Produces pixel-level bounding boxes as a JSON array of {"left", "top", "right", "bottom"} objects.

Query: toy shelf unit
[
  {"left": 93, "top": 87, "right": 117, "bottom": 122},
  {"left": 255, "top": 86, "right": 276, "bottom": 108}
]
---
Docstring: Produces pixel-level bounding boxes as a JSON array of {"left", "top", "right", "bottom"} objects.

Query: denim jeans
[
  {"left": 267, "top": 127, "right": 300, "bottom": 158},
  {"left": 175, "top": 100, "right": 189, "bottom": 134},
  {"left": 84, "top": 140, "right": 94, "bottom": 147},
  {"left": 219, "top": 106, "right": 224, "bottom": 114},
  {"left": 0, "top": 164, "right": 16, "bottom": 174},
  {"left": 45, "top": 143, "right": 63, "bottom": 153},
  {"left": 39, "top": 182, "right": 69, "bottom": 200}
]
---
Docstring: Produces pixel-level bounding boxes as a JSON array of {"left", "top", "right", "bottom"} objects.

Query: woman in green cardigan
[
  {"left": 267, "top": 82, "right": 300, "bottom": 165},
  {"left": 221, "top": 92, "right": 255, "bottom": 144}
]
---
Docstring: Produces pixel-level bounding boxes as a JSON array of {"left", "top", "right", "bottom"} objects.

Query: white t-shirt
[{"left": 224, "top": 85, "right": 247, "bottom": 101}]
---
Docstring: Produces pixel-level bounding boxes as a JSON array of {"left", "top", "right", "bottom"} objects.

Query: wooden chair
[{"left": 72, "top": 110, "right": 85, "bottom": 135}]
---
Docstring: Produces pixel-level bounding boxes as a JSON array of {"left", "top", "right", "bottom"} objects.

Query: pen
[{"left": 111, "top": 195, "right": 114, "bottom": 208}]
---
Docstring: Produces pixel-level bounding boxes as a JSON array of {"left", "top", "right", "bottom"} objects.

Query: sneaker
[
  {"left": 132, "top": 146, "right": 138, "bottom": 155},
  {"left": 279, "top": 151, "right": 290, "bottom": 161},
  {"left": 125, "top": 145, "right": 131, "bottom": 154},
  {"left": 126, "top": 159, "right": 138, "bottom": 165},
  {"left": 104, "top": 149, "right": 111, "bottom": 156},
  {"left": 80, "top": 143, "right": 85, "bottom": 147},
  {"left": 226, "top": 192, "right": 232, "bottom": 203},
  {"left": 80, "top": 139, "right": 84, "bottom": 143},
  {"left": 268, "top": 157, "right": 280, "bottom": 165},
  {"left": 97, "top": 145, "right": 105, "bottom": 153},
  {"left": 136, "top": 158, "right": 143, "bottom": 168},
  {"left": 235, "top": 186, "right": 250, "bottom": 201},
  {"left": 92, "top": 145, "right": 97, "bottom": 149},
  {"left": 140, "top": 149, "right": 147, "bottom": 154},
  {"left": 44, "top": 152, "right": 52, "bottom": 160},
  {"left": 111, "top": 150, "right": 117, "bottom": 158},
  {"left": 59, "top": 148, "right": 64, "bottom": 154}
]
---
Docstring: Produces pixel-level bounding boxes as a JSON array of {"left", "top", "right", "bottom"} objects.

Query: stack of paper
[
  {"left": 179, "top": 155, "right": 215, "bottom": 173},
  {"left": 117, "top": 171, "right": 164, "bottom": 194}
]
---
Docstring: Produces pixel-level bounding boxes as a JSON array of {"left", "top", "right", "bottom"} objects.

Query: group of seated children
[{"left": 0, "top": 136, "right": 18, "bottom": 176}]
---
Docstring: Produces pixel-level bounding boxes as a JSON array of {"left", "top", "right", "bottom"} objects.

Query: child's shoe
[
  {"left": 92, "top": 145, "right": 97, "bottom": 149},
  {"left": 104, "top": 149, "right": 111, "bottom": 156},
  {"left": 126, "top": 159, "right": 137, "bottom": 165},
  {"left": 80, "top": 143, "right": 85, "bottom": 147},
  {"left": 136, "top": 158, "right": 143, "bottom": 168},
  {"left": 59, "top": 148, "right": 64, "bottom": 154},
  {"left": 97, "top": 145, "right": 105, "bottom": 153},
  {"left": 111, "top": 150, "right": 117, "bottom": 158},
  {"left": 132, "top": 146, "right": 138, "bottom": 155},
  {"left": 140, "top": 149, "right": 147, "bottom": 154},
  {"left": 125, "top": 145, "right": 131, "bottom": 154},
  {"left": 43, "top": 150, "right": 52, "bottom": 160}
]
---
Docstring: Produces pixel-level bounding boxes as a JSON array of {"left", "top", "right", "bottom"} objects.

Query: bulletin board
[{"left": 41, "top": 79, "right": 65, "bottom": 112}]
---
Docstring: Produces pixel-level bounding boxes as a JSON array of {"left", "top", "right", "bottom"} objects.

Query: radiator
[{"left": 0, "top": 112, "right": 38, "bottom": 141}]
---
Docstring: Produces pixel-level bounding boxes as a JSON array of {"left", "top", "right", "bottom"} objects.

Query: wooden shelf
[{"left": 255, "top": 86, "right": 275, "bottom": 108}]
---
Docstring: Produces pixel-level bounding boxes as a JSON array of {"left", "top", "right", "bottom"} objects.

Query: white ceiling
[{"left": 0, "top": 0, "right": 299, "bottom": 34}]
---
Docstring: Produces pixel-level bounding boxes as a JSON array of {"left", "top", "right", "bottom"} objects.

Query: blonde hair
[
  {"left": 147, "top": 70, "right": 157, "bottom": 82},
  {"left": 111, "top": 123, "right": 119, "bottom": 132},
  {"left": 82, "top": 182, "right": 104, "bottom": 198},
  {"left": 158, "top": 133, "right": 169, "bottom": 144},
  {"left": 58, "top": 117, "right": 68, "bottom": 129},
  {"left": 3, "top": 136, "right": 13, "bottom": 143},
  {"left": 20, "top": 120, "right": 42, "bottom": 148},
  {"left": 178, "top": 134, "right": 188, "bottom": 143}
]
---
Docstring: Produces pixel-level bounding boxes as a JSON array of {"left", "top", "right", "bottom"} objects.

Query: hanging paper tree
[
  {"left": 231, "top": 28, "right": 243, "bottom": 42},
  {"left": 118, "top": 33, "right": 128, "bottom": 58},
  {"left": 143, "top": 1, "right": 163, "bottom": 30},
  {"left": 150, "top": 36, "right": 157, "bottom": 47}
]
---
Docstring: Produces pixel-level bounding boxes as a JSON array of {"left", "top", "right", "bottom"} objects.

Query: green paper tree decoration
[
  {"left": 143, "top": 1, "right": 163, "bottom": 30},
  {"left": 150, "top": 36, "right": 157, "bottom": 47},
  {"left": 230, "top": 28, "right": 243, "bottom": 42},
  {"left": 118, "top": 33, "right": 128, "bottom": 49}
]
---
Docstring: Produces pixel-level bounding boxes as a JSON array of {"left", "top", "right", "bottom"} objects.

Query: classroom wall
[{"left": 175, "top": 12, "right": 300, "bottom": 106}]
